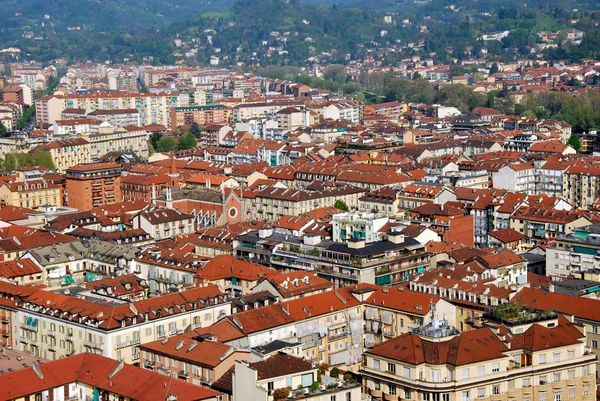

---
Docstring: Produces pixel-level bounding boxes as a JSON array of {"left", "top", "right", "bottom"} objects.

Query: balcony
[
  {"left": 144, "top": 360, "right": 155, "bottom": 370},
  {"left": 48, "top": 344, "right": 56, "bottom": 352},
  {"left": 30, "top": 340, "right": 40, "bottom": 347},
  {"left": 20, "top": 323, "right": 38, "bottom": 332},
  {"left": 0, "top": 330, "right": 8, "bottom": 337},
  {"left": 521, "top": 386, "right": 532, "bottom": 395},
  {"left": 66, "top": 335, "right": 74, "bottom": 342},
  {"left": 1, "top": 316, "right": 8, "bottom": 323},
  {"left": 47, "top": 330, "right": 56, "bottom": 337},
  {"left": 83, "top": 340, "right": 105, "bottom": 350},
  {"left": 178, "top": 370, "right": 189, "bottom": 380},
  {"left": 328, "top": 331, "right": 349, "bottom": 341}
]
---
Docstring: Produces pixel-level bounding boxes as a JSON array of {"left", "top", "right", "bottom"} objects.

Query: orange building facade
[{"left": 65, "top": 162, "right": 123, "bottom": 211}]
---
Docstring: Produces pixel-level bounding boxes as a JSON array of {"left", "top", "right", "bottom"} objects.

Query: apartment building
[
  {"left": 0, "top": 353, "right": 221, "bottom": 401},
  {"left": 323, "top": 102, "right": 362, "bottom": 124},
  {"left": 170, "top": 105, "right": 229, "bottom": 127},
  {"left": 36, "top": 92, "right": 180, "bottom": 127},
  {"left": 51, "top": 118, "right": 100, "bottom": 138},
  {"left": 140, "top": 334, "right": 251, "bottom": 385},
  {"left": 219, "top": 353, "right": 361, "bottom": 401},
  {"left": 33, "top": 137, "right": 91, "bottom": 173},
  {"left": 0, "top": 281, "right": 230, "bottom": 365},
  {"left": 510, "top": 206, "right": 593, "bottom": 246},
  {"left": 0, "top": 179, "right": 62, "bottom": 209},
  {"left": 546, "top": 223, "right": 600, "bottom": 279},
  {"left": 362, "top": 310, "right": 596, "bottom": 401},
  {"left": 132, "top": 208, "right": 195, "bottom": 240},
  {"left": 563, "top": 165, "right": 600, "bottom": 209},
  {"left": 65, "top": 162, "right": 123, "bottom": 210},
  {"left": 492, "top": 163, "right": 536, "bottom": 194},
  {"left": 87, "top": 108, "right": 141, "bottom": 128},
  {"left": 254, "top": 184, "right": 365, "bottom": 222},
  {"left": 87, "top": 124, "right": 149, "bottom": 162}
]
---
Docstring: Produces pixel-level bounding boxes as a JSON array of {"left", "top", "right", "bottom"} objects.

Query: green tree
[
  {"left": 156, "top": 136, "right": 177, "bottom": 152},
  {"left": 334, "top": 200, "right": 349, "bottom": 211},
  {"left": 0, "top": 122, "right": 7, "bottom": 137},
  {"left": 189, "top": 122, "right": 201, "bottom": 137},
  {"left": 178, "top": 133, "right": 197, "bottom": 150},
  {"left": 567, "top": 134, "right": 582, "bottom": 152},
  {"left": 148, "top": 142, "right": 155, "bottom": 157},
  {"left": 31, "top": 150, "right": 56, "bottom": 171},
  {"left": 150, "top": 131, "right": 163, "bottom": 149}
]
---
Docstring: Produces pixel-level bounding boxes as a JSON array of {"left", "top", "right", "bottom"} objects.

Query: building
[
  {"left": 87, "top": 108, "right": 141, "bottom": 128},
  {"left": 0, "top": 281, "right": 230, "bottom": 364},
  {"left": 87, "top": 124, "right": 149, "bottom": 162},
  {"left": 133, "top": 207, "right": 195, "bottom": 240},
  {"left": 0, "top": 179, "right": 62, "bottom": 209},
  {"left": 214, "top": 353, "right": 361, "bottom": 401},
  {"left": 170, "top": 105, "right": 229, "bottom": 128},
  {"left": 0, "top": 353, "right": 221, "bottom": 401},
  {"left": 546, "top": 223, "right": 600, "bottom": 279},
  {"left": 493, "top": 163, "right": 536, "bottom": 194},
  {"left": 32, "top": 138, "right": 91, "bottom": 173},
  {"left": 140, "top": 334, "right": 251, "bottom": 386},
  {"left": 65, "top": 162, "right": 123, "bottom": 210},
  {"left": 362, "top": 308, "right": 596, "bottom": 401},
  {"left": 36, "top": 92, "right": 180, "bottom": 128}
]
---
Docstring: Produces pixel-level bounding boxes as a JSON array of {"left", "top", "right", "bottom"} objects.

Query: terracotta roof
[
  {"left": 513, "top": 287, "right": 600, "bottom": 322},
  {"left": 195, "top": 255, "right": 279, "bottom": 282},
  {"left": 488, "top": 228, "right": 526, "bottom": 244},
  {"left": 0, "top": 353, "right": 221, "bottom": 401},
  {"left": 141, "top": 336, "right": 242, "bottom": 368},
  {"left": 367, "top": 327, "right": 508, "bottom": 366},
  {"left": 0, "top": 259, "right": 42, "bottom": 279}
]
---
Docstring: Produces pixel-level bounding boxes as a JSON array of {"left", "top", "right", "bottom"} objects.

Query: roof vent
[
  {"left": 32, "top": 362, "right": 44, "bottom": 380},
  {"left": 187, "top": 341, "right": 198, "bottom": 352},
  {"left": 175, "top": 340, "right": 184, "bottom": 351}
]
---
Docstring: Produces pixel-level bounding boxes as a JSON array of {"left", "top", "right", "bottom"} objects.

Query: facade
[
  {"left": 133, "top": 208, "right": 195, "bottom": 240},
  {"left": 65, "top": 162, "right": 123, "bottom": 210},
  {"left": 493, "top": 164, "right": 535, "bottom": 194},
  {"left": 170, "top": 105, "right": 229, "bottom": 127},
  {"left": 36, "top": 92, "right": 180, "bottom": 128},
  {"left": 87, "top": 108, "right": 141, "bottom": 128},
  {"left": 87, "top": 124, "right": 149, "bottom": 162},
  {"left": 0, "top": 179, "right": 62, "bottom": 209},
  {"left": 546, "top": 223, "right": 600, "bottom": 279},
  {"left": 33, "top": 137, "right": 91, "bottom": 173},
  {"left": 140, "top": 335, "right": 251, "bottom": 385},
  {"left": 362, "top": 312, "right": 596, "bottom": 401},
  {"left": 0, "top": 353, "right": 221, "bottom": 401},
  {"left": 0, "top": 281, "right": 230, "bottom": 365}
]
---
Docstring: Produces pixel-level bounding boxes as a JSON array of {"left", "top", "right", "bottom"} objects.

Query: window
[
  {"left": 523, "top": 378, "right": 530, "bottom": 387},
  {"left": 568, "top": 387, "right": 575, "bottom": 399},
  {"left": 373, "top": 379, "right": 380, "bottom": 391},
  {"left": 567, "top": 370, "right": 574, "bottom": 380},
  {"left": 583, "top": 365, "right": 590, "bottom": 376},
  {"left": 389, "top": 384, "right": 396, "bottom": 395},
  {"left": 477, "top": 366, "right": 485, "bottom": 377},
  {"left": 583, "top": 385, "right": 590, "bottom": 396},
  {"left": 403, "top": 367, "right": 410, "bottom": 378},
  {"left": 553, "top": 390, "right": 562, "bottom": 401},
  {"left": 553, "top": 352, "right": 561, "bottom": 362},
  {"left": 346, "top": 392, "right": 352, "bottom": 401},
  {"left": 567, "top": 350, "right": 575, "bottom": 360},
  {"left": 539, "top": 353, "right": 546, "bottom": 364},
  {"left": 286, "top": 377, "right": 292, "bottom": 388},
  {"left": 540, "top": 375, "right": 547, "bottom": 385},
  {"left": 553, "top": 372, "right": 561, "bottom": 383},
  {"left": 373, "top": 360, "right": 380, "bottom": 370},
  {"left": 405, "top": 387, "right": 411, "bottom": 399},
  {"left": 592, "top": 340, "right": 598, "bottom": 349},
  {"left": 592, "top": 325, "right": 598, "bottom": 334},
  {"left": 462, "top": 391, "right": 469, "bottom": 401},
  {"left": 492, "top": 362, "right": 499, "bottom": 372},
  {"left": 462, "top": 369, "right": 469, "bottom": 379},
  {"left": 330, "top": 396, "right": 336, "bottom": 401},
  {"left": 492, "top": 385, "right": 501, "bottom": 395},
  {"left": 477, "top": 388, "right": 485, "bottom": 398},
  {"left": 387, "top": 363, "right": 396, "bottom": 374},
  {"left": 540, "top": 393, "right": 547, "bottom": 401},
  {"left": 268, "top": 382, "right": 274, "bottom": 392}
]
